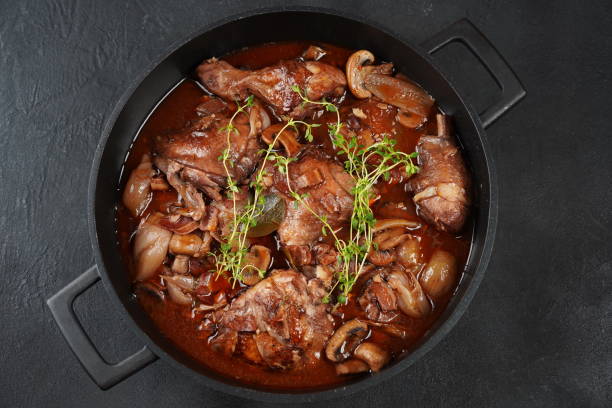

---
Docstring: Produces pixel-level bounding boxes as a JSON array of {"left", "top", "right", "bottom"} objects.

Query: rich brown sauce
[{"left": 116, "top": 41, "right": 472, "bottom": 391}]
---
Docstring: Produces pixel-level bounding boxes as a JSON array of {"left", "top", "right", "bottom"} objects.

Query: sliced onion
[
  {"left": 373, "top": 218, "right": 421, "bottom": 232},
  {"left": 387, "top": 269, "right": 431, "bottom": 318},
  {"left": 164, "top": 278, "right": 192, "bottom": 305}
]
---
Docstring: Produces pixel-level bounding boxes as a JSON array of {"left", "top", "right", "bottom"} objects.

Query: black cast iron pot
[{"left": 47, "top": 7, "right": 525, "bottom": 403}]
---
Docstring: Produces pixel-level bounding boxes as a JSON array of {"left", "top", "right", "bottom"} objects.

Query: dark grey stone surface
[{"left": 1, "top": 0, "right": 611, "bottom": 407}]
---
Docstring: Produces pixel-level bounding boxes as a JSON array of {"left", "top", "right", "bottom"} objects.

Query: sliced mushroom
[
  {"left": 373, "top": 218, "right": 421, "bottom": 232},
  {"left": 354, "top": 342, "right": 390, "bottom": 372},
  {"left": 387, "top": 269, "right": 431, "bottom": 318},
  {"left": 364, "top": 320, "right": 409, "bottom": 339},
  {"left": 346, "top": 50, "right": 395, "bottom": 99},
  {"left": 122, "top": 154, "right": 154, "bottom": 217},
  {"left": 335, "top": 359, "right": 370, "bottom": 375},
  {"left": 325, "top": 319, "right": 369, "bottom": 362},
  {"left": 241, "top": 245, "right": 272, "bottom": 285},
  {"left": 419, "top": 249, "right": 457, "bottom": 299},
  {"left": 169, "top": 233, "right": 207, "bottom": 257},
  {"left": 364, "top": 73, "right": 434, "bottom": 118},
  {"left": 346, "top": 50, "right": 376, "bottom": 99},
  {"left": 368, "top": 249, "right": 395, "bottom": 266},
  {"left": 133, "top": 213, "right": 172, "bottom": 281},
  {"left": 261, "top": 123, "right": 302, "bottom": 156},
  {"left": 396, "top": 111, "right": 427, "bottom": 129},
  {"left": 373, "top": 227, "right": 411, "bottom": 251}
]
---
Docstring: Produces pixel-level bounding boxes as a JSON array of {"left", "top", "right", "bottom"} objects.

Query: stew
[{"left": 116, "top": 41, "right": 472, "bottom": 391}]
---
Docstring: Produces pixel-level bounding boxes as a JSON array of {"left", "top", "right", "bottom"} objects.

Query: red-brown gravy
[{"left": 116, "top": 41, "right": 472, "bottom": 391}]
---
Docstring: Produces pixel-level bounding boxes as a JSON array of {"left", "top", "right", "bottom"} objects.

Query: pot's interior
[{"left": 92, "top": 10, "right": 493, "bottom": 395}]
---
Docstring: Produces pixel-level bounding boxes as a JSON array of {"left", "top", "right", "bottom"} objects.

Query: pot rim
[{"left": 87, "top": 5, "right": 497, "bottom": 403}]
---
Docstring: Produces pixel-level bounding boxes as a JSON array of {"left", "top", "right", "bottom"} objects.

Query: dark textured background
[{"left": 1, "top": 0, "right": 611, "bottom": 407}]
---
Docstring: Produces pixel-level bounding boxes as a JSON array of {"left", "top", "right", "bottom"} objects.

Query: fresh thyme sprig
[
  {"left": 212, "top": 95, "right": 256, "bottom": 284},
  {"left": 212, "top": 96, "right": 321, "bottom": 285},
  {"left": 212, "top": 87, "right": 419, "bottom": 301},
  {"left": 287, "top": 86, "right": 420, "bottom": 303}
]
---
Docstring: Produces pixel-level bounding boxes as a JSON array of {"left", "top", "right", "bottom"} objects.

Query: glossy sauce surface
[{"left": 116, "top": 41, "right": 472, "bottom": 391}]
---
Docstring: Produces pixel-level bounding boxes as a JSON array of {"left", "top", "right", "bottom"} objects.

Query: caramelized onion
[
  {"left": 419, "top": 249, "right": 458, "bottom": 299},
  {"left": 396, "top": 238, "right": 422, "bottom": 270},
  {"left": 122, "top": 154, "right": 154, "bottom": 216},
  {"left": 133, "top": 213, "right": 172, "bottom": 281}
]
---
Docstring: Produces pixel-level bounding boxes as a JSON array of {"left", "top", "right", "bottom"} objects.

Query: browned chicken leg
[
  {"left": 154, "top": 96, "right": 270, "bottom": 206},
  {"left": 197, "top": 58, "right": 346, "bottom": 118},
  {"left": 407, "top": 114, "right": 470, "bottom": 233}
]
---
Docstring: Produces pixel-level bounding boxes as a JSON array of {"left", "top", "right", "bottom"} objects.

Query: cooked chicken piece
[
  {"left": 206, "top": 186, "right": 249, "bottom": 239},
  {"left": 154, "top": 96, "right": 269, "bottom": 203},
  {"left": 359, "top": 273, "right": 399, "bottom": 322},
  {"left": 154, "top": 157, "right": 207, "bottom": 221},
  {"left": 344, "top": 100, "right": 398, "bottom": 139},
  {"left": 197, "top": 58, "right": 346, "bottom": 118},
  {"left": 211, "top": 269, "right": 334, "bottom": 369},
  {"left": 407, "top": 114, "right": 470, "bottom": 233},
  {"left": 263, "top": 152, "right": 354, "bottom": 248}
]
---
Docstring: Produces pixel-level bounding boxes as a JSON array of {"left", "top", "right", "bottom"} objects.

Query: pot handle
[
  {"left": 421, "top": 19, "right": 526, "bottom": 128},
  {"left": 47, "top": 265, "right": 157, "bottom": 389}
]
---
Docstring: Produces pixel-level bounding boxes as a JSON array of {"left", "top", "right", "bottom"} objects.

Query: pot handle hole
[
  {"left": 47, "top": 265, "right": 157, "bottom": 390},
  {"left": 421, "top": 18, "right": 526, "bottom": 128}
]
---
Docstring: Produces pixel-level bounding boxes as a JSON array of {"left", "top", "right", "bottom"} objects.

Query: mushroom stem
[
  {"left": 325, "top": 319, "right": 369, "bottom": 362},
  {"left": 354, "top": 342, "right": 390, "bottom": 372},
  {"left": 241, "top": 245, "right": 272, "bottom": 285}
]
